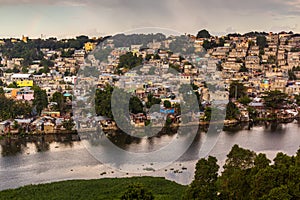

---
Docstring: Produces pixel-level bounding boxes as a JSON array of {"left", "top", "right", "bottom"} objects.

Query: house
[
  {"left": 16, "top": 88, "right": 34, "bottom": 101},
  {"left": 245, "top": 56, "right": 261, "bottom": 70},
  {"left": 41, "top": 111, "right": 61, "bottom": 118},
  {"left": 84, "top": 42, "right": 97, "bottom": 52},
  {"left": 64, "top": 76, "right": 77, "bottom": 84},
  {"left": 249, "top": 97, "right": 264, "bottom": 110},
  {"left": 11, "top": 74, "right": 33, "bottom": 87}
]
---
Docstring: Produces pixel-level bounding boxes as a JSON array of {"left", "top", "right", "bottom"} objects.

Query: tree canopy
[
  {"left": 184, "top": 145, "right": 300, "bottom": 200},
  {"left": 121, "top": 183, "right": 154, "bottom": 200},
  {"left": 262, "top": 90, "right": 288, "bottom": 110},
  {"left": 118, "top": 52, "right": 143, "bottom": 72},
  {"left": 197, "top": 29, "right": 211, "bottom": 38}
]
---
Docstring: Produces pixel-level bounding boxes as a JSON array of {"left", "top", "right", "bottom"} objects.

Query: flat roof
[{"left": 11, "top": 74, "right": 32, "bottom": 79}]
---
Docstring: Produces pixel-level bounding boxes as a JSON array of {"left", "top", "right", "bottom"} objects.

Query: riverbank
[
  {"left": 0, "top": 177, "right": 186, "bottom": 200},
  {"left": 0, "top": 130, "right": 77, "bottom": 139}
]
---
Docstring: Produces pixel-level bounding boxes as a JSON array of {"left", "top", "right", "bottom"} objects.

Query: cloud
[
  {"left": 226, "top": 27, "right": 236, "bottom": 33},
  {"left": 1, "top": 0, "right": 300, "bottom": 37},
  {"left": 270, "top": 24, "right": 298, "bottom": 32},
  {"left": 0, "top": 0, "right": 88, "bottom": 6}
]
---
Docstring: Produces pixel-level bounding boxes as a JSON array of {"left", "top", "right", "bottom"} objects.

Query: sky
[{"left": 0, "top": 0, "right": 299, "bottom": 38}]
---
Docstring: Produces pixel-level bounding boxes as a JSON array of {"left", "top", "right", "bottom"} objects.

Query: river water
[{"left": 0, "top": 122, "right": 299, "bottom": 190}]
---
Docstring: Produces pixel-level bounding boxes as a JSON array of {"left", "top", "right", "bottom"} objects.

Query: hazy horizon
[{"left": 0, "top": 0, "right": 299, "bottom": 38}]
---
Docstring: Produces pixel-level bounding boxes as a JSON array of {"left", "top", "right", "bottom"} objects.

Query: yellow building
[
  {"left": 84, "top": 42, "right": 96, "bottom": 52},
  {"left": 260, "top": 79, "right": 270, "bottom": 89},
  {"left": 16, "top": 80, "right": 34, "bottom": 87}
]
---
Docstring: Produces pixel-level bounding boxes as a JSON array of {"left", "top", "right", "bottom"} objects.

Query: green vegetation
[
  {"left": 182, "top": 145, "right": 300, "bottom": 200},
  {"left": 202, "top": 39, "right": 225, "bottom": 51},
  {"left": 196, "top": 29, "right": 211, "bottom": 38},
  {"left": 229, "top": 81, "right": 246, "bottom": 99},
  {"left": 51, "top": 92, "right": 65, "bottom": 112},
  {"left": 146, "top": 94, "right": 161, "bottom": 109},
  {"left": 183, "top": 156, "right": 219, "bottom": 200},
  {"left": 225, "top": 102, "right": 240, "bottom": 120},
  {"left": 118, "top": 52, "right": 143, "bottom": 71},
  {"left": 62, "top": 118, "right": 75, "bottom": 131},
  {"left": 238, "top": 96, "right": 252, "bottom": 106},
  {"left": 121, "top": 183, "right": 154, "bottom": 200},
  {"left": 0, "top": 177, "right": 186, "bottom": 200},
  {"left": 129, "top": 96, "right": 144, "bottom": 114},
  {"left": 95, "top": 85, "right": 114, "bottom": 119},
  {"left": 0, "top": 93, "right": 32, "bottom": 120},
  {"left": 256, "top": 35, "right": 268, "bottom": 50},
  {"left": 239, "top": 65, "right": 249, "bottom": 73},
  {"left": 262, "top": 90, "right": 288, "bottom": 110},
  {"left": 163, "top": 100, "right": 172, "bottom": 109},
  {"left": 32, "top": 85, "right": 48, "bottom": 115},
  {"left": 0, "top": 36, "right": 100, "bottom": 67},
  {"left": 169, "top": 35, "right": 195, "bottom": 55},
  {"left": 169, "top": 63, "right": 181, "bottom": 72}
]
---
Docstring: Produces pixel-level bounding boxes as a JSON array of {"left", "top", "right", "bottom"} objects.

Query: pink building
[{"left": 16, "top": 90, "right": 34, "bottom": 101}]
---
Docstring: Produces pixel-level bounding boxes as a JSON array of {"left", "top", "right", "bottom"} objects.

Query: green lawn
[{"left": 0, "top": 177, "right": 187, "bottom": 200}]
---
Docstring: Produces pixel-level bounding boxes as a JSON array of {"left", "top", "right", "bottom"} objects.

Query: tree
[
  {"left": 0, "top": 95, "right": 14, "bottom": 120},
  {"left": 250, "top": 166, "right": 278, "bottom": 199},
  {"left": 254, "top": 153, "right": 271, "bottom": 169},
  {"left": 229, "top": 81, "right": 246, "bottom": 99},
  {"left": 118, "top": 52, "right": 143, "bottom": 72},
  {"left": 40, "top": 58, "right": 54, "bottom": 68},
  {"left": 7, "top": 82, "right": 18, "bottom": 88},
  {"left": 169, "top": 63, "right": 181, "bottom": 72},
  {"left": 33, "top": 85, "right": 48, "bottom": 115},
  {"left": 197, "top": 29, "right": 211, "bottom": 38},
  {"left": 51, "top": 92, "right": 65, "bottom": 112},
  {"left": 216, "top": 62, "right": 223, "bottom": 71},
  {"left": 62, "top": 118, "right": 75, "bottom": 131},
  {"left": 219, "top": 145, "right": 256, "bottom": 199},
  {"left": 183, "top": 156, "right": 219, "bottom": 200},
  {"left": 238, "top": 96, "right": 251, "bottom": 106},
  {"left": 256, "top": 35, "right": 267, "bottom": 50},
  {"left": 204, "top": 107, "right": 212, "bottom": 121},
  {"left": 129, "top": 96, "right": 144, "bottom": 114},
  {"left": 146, "top": 94, "right": 161, "bottom": 109},
  {"left": 225, "top": 102, "right": 240, "bottom": 120},
  {"left": 0, "top": 87, "right": 4, "bottom": 95},
  {"left": 11, "top": 101, "right": 32, "bottom": 118},
  {"left": 163, "top": 100, "right": 172, "bottom": 109},
  {"left": 202, "top": 40, "right": 212, "bottom": 50},
  {"left": 120, "top": 183, "right": 154, "bottom": 200},
  {"left": 95, "top": 85, "right": 113, "bottom": 119},
  {"left": 239, "top": 65, "right": 249, "bottom": 72},
  {"left": 262, "top": 90, "right": 288, "bottom": 111},
  {"left": 22, "top": 66, "right": 29, "bottom": 73},
  {"left": 224, "top": 145, "right": 256, "bottom": 170},
  {"left": 261, "top": 185, "right": 292, "bottom": 200},
  {"left": 288, "top": 70, "right": 297, "bottom": 80}
]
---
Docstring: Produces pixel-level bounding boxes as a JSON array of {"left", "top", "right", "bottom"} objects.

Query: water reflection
[
  {"left": 0, "top": 122, "right": 292, "bottom": 158},
  {"left": 0, "top": 134, "right": 80, "bottom": 157}
]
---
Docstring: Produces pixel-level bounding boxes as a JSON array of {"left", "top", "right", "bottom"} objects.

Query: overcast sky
[{"left": 0, "top": 0, "right": 299, "bottom": 38}]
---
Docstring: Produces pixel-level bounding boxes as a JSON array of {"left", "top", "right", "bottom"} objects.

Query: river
[{"left": 0, "top": 122, "right": 300, "bottom": 190}]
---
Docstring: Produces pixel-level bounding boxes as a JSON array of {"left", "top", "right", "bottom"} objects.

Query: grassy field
[{"left": 0, "top": 177, "right": 187, "bottom": 200}]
